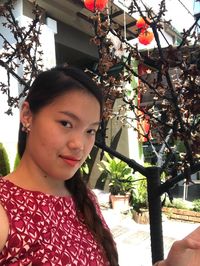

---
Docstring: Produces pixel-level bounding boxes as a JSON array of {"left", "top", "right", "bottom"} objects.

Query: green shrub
[
  {"left": 13, "top": 152, "right": 20, "bottom": 170},
  {"left": 192, "top": 199, "right": 200, "bottom": 212},
  {"left": 0, "top": 142, "right": 10, "bottom": 176},
  {"left": 164, "top": 198, "right": 190, "bottom": 210}
]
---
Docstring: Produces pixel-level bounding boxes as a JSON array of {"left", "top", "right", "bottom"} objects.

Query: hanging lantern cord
[
  {"left": 123, "top": 0, "right": 127, "bottom": 41},
  {"left": 106, "top": 1, "right": 110, "bottom": 26}
]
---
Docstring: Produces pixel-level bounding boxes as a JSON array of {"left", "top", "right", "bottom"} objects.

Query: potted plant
[
  {"left": 131, "top": 163, "right": 166, "bottom": 224},
  {"left": 98, "top": 152, "right": 135, "bottom": 211},
  {"left": 131, "top": 178, "right": 149, "bottom": 224}
]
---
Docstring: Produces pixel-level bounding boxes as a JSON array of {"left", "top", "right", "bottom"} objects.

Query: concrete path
[{"left": 102, "top": 208, "right": 199, "bottom": 266}]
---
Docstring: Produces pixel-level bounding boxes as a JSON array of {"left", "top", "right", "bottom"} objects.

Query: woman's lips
[{"left": 60, "top": 156, "right": 81, "bottom": 167}]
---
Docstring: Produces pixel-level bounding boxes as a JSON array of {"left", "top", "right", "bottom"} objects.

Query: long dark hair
[{"left": 18, "top": 65, "right": 118, "bottom": 266}]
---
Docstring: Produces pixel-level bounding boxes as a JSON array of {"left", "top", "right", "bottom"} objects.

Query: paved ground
[{"left": 101, "top": 208, "right": 199, "bottom": 266}]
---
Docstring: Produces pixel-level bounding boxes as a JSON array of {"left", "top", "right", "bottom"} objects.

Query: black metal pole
[{"left": 146, "top": 166, "right": 164, "bottom": 264}]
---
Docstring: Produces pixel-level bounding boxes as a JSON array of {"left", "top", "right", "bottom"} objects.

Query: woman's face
[{"left": 21, "top": 89, "right": 101, "bottom": 181}]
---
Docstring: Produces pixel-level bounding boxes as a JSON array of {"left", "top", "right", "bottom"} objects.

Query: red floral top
[{"left": 0, "top": 178, "right": 110, "bottom": 266}]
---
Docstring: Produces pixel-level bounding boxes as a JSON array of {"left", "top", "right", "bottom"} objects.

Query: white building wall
[
  {"left": 0, "top": 1, "right": 57, "bottom": 170},
  {"left": 0, "top": 0, "right": 23, "bottom": 170},
  {"left": 40, "top": 18, "right": 57, "bottom": 69}
]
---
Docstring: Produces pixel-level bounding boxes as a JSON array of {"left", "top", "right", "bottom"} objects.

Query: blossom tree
[
  {"left": 0, "top": 0, "right": 200, "bottom": 263},
  {"left": 86, "top": 0, "right": 200, "bottom": 262},
  {"left": 90, "top": 0, "right": 200, "bottom": 180}
]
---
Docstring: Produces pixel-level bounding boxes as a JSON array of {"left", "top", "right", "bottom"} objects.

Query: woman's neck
[{"left": 6, "top": 158, "right": 71, "bottom": 197}]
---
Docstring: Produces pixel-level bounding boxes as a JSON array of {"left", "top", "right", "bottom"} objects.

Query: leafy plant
[
  {"left": 98, "top": 152, "right": 135, "bottom": 195},
  {"left": 131, "top": 177, "right": 148, "bottom": 212},
  {"left": 80, "top": 156, "right": 92, "bottom": 183},
  {"left": 192, "top": 199, "right": 200, "bottom": 212},
  {"left": 80, "top": 161, "right": 90, "bottom": 176},
  {"left": 0, "top": 142, "right": 10, "bottom": 176},
  {"left": 164, "top": 198, "right": 190, "bottom": 210}
]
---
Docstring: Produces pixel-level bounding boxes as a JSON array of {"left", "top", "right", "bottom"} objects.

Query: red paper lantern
[
  {"left": 138, "top": 30, "right": 154, "bottom": 45},
  {"left": 136, "top": 17, "right": 149, "bottom": 30},
  {"left": 139, "top": 117, "right": 151, "bottom": 142},
  {"left": 84, "top": 0, "right": 108, "bottom": 12}
]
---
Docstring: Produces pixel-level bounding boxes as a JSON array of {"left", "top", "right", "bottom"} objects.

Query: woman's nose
[{"left": 67, "top": 134, "right": 84, "bottom": 151}]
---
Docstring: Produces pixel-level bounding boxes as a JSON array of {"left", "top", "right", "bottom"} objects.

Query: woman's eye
[
  {"left": 87, "top": 129, "right": 97, "bottom": 135},
  {"left": 60, "top": 121, "right": 72, "bottom": 128}
]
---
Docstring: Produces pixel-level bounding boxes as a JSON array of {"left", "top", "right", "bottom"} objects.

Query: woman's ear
[{"left": 20, "top": 101, "right": 32, "bottom": 131}]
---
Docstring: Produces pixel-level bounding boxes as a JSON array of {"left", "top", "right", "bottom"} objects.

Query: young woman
[
  {"left": 0, "top": 65, "right": 199, "bottom": 266},
  {"left": 0, "top": 66, "right": 118, "bottom": 265}
]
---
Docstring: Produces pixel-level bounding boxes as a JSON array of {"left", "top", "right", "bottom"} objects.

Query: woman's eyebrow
[
  {"left": 59, "top": 111, "right": 80, "bottom": 121},
  {"left": 58, "top": 111, "right": 101, "bottom": 126},
  {"left": 91, "top": 121, "right": 101, "bottom": 127}
]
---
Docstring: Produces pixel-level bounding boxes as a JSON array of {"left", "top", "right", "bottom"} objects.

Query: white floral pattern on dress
[{"left": 0, "top": 179, "right": 109, "bottom": 266}]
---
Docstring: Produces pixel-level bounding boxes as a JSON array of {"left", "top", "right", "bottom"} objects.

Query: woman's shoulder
[
  {"left": 0, "top": 177, "right": 18, "bottom": 201},
  {"left": 0, "top": 177, "right": 9, "bottom": 199},
  {"left": 0, "top": 177, "right": 10, "bottom": 251},
  {"left": 0, "top": 175, "right": 13, "bottom": 191}
]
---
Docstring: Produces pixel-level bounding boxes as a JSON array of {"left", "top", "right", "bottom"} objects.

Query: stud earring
[{"left": 22, "top": 123, "right": 31, "bottom": 133}]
